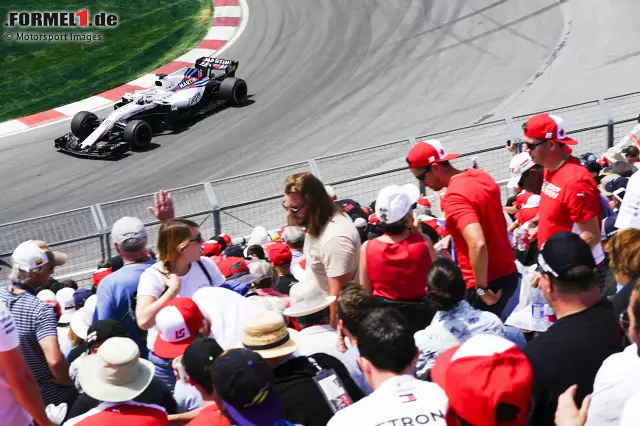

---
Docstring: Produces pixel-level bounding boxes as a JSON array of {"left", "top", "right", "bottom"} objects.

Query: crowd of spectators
[{"left": 0, "top": 112, "right": 639, "bottom": 426}]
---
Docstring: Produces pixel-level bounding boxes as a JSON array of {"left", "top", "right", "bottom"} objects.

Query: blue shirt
[{"left": 93, "top": 261, "right": 155, "bottom": 357}]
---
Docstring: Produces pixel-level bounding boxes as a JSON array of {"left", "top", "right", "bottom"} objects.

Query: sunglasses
[
  {"left": 281, "top": 200, "right": 305, "bottom": 213},
  {"left": 414, "top": 165, "right": 432, "bottom": 182},
  {"left": 525, "top": 140, "right": 548, "bottom": 151},
  {"left": 190, "top": 234, "right": 204, "bottom": 244}
]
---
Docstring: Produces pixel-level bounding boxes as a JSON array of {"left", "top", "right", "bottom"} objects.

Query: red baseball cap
[
  {"left": 218, "top": 256, "right": 250, "bottom": 278},
  {"left": 265, "top": 243, "right": 292, "bottom": 267},
  {"left": 202, "top": 241, "right": 222, "bottom": 257},
  {"left": 406, "top": 139, "right": 461, "bottom": 169},
  {"left": 432, "top": 334, "right": 533, "bottom": 426},
  {"left": 524, "top": 114, "right": 578, "bottom": 145},
  {"left": 219, "top": 234, "right": 232, "bottom": 247},
  {"left": 92, "top": 267, "right": 112, "bottom": 288},
  {"left": 154, "top": 298, "right": 203, "bottom": 359},
  {"left": 417, "top": 196, "right": 431, "bottom": 207}
]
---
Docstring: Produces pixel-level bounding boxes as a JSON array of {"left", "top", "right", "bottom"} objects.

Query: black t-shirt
[
  {"left": 275, "top": 275, "right": 298, "bottom": 295},
  {"left": 523, "top": 299, "right": 623, "bottom": 426},
  {"left": 66, "top": 376, "right": 178, "bottom": 419},
  {"left": 273, "top": 353, "right": 364, "bottom": 426}
]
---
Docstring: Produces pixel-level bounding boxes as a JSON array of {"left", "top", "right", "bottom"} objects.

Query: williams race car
[{"left": 54, "top": 57, "right": 247, "bottom": 158}]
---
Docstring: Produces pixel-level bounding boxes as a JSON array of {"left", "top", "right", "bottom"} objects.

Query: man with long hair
[{"left": 283, "top": 173, "right": 361, "bottom": 327}]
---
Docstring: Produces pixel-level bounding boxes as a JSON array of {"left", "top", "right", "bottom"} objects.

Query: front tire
[
  {"left": 219, "top": 77, "right": 247, "bottom": 105},
  {"left": 123, "top": 120, "right": 153, "bottom": 151},
  {"left": 70, "top": 111, "right": 98, "bottom": 140}
]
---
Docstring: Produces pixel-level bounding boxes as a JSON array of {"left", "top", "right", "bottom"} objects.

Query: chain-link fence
[{"left": 2, "top": 92, "right": 639, "bottom": 287}]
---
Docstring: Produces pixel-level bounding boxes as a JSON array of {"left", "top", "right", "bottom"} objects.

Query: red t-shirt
[
  {"left": 442, "top": 169, "right": 516, "bottom": 288},
  {"left": 516, "top": 206, "right": 539, "bottom": 225},
  {"left": 63, "top": 402, "right": 168, "bottom": 426},
  {"left": 514, "top": 191, "right": 532, "bottom": 209},
  {"left": 365, "top": 233, "right": 432, "bottom": 301},
  {"left": 538, "top": 157, "right": 601, "bottom": 248},
  {"left": 186, "top": 404, "right": 230, "bottom": 426}
]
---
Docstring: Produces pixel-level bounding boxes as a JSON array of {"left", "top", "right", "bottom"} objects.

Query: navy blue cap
[
  {"left": 73, "top": 288, "right": 92, "bottom": 307},
  {"left": 538, "top": 232, "right": 596, "bottom": 280},
  {"left": 604, "top": 177, "right": 628, "bottom": 202},
  {"left": 603, "top": 214, "right": 619, "bottom": 240},
  {"left": 579, "top": 152, "right": 597, "bottom": 166}
]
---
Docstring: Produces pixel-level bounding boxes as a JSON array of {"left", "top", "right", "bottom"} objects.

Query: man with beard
[{"left": 283, "top": 173, "right": 361, "bottom": 327}]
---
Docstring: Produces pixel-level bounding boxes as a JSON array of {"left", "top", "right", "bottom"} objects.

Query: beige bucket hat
[{"left": 79, "top": 337, "right": 155, "bottom": 403}]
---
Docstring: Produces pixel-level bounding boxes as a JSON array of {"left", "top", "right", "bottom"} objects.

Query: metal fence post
[
  {"left": 90, "top": 205, "right": 108, "bottom": 261},
  {"left": 307, "top": 158, "right": 323, "bottom": 181},
  {"left": 598, "top": 98, "right": 615, "bottom": 148},
  {"left": 203, "top": 183, "right": 222, "bottom": 236},
  {"left": 505, "top": 117, "right": 524, "bottom": 154},
  {"left": 94, "top": 204, "right": 112, "bottom": 260}
]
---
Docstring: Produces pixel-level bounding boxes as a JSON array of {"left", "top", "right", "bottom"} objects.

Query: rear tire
[
  {"left": 123, "top": 120, "right": 153, "bottom": 151},
  {"left": 219, "top": 77, "right": 247, "bottom": 105},
  {"left": 70, "top": 111, "right": 98, "bottom": 140}
]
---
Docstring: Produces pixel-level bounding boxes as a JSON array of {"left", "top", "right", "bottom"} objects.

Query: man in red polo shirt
[
  {"left": 406, "top": 140, "right": 518, "bottom": 316},
  {"left": 522, "top": 114, "right": 605, "bottom": 278}
]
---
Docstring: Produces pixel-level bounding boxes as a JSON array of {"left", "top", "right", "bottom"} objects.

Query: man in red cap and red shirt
[
  {"left": 522, "top": 113, "right": 606, "bottom": 285},
  {"left": 406, "top": 139, "right": 518, "bottom": 316}
]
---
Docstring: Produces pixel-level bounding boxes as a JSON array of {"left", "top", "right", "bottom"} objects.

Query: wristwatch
[{"left": 475, "top": 287, "right": 486, "bottom": 297}]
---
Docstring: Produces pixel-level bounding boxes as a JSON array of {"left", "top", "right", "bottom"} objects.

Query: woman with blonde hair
[
  {"left": 606, "top": 228, "right": 640, "bottom": 320},
  {"left": 135, "top": 218, "right": 226, "bottom": 388}
]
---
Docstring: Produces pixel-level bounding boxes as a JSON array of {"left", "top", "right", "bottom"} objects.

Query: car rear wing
[{"left": 195, "top": 57, "right": 239, "bottom": 70}]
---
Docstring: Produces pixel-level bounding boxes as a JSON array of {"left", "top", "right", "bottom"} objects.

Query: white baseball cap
[
  {"left": 111, "top": 217, "right": 147, "bottom": 246},
  {"left": 507, "top": 153, "right": 536, "bottom": 189},
  {"left": 56, "top": 287, "right": 76, "bottom": 312},
  {"left": 283, "top": 280, "right": 336, "bottom": 317},
  {"left": 37, "top": 289, "right": 56, "bottom": 302},
  {"left": 12, "top": 240, "right": 49, "bottom": 272},
  {"left": 375, "top": 184, "right": 419, "bottom": 224}
]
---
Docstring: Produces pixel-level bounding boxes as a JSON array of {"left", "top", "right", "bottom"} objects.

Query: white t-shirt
[
  {"left": 304, "top": 213, "right": 361, "bottom": 293},
  {"left": 0, "top": 302, "right": 33, "bottom": 426},
  {"left": 327, "top": 374, "right": 448, "bottom": 426},
  {"left": 586, "top": 343, "right": 640, "bottom": 426},
  {"left": 137, "top": 257, "right": 226, "bottom": 351}
]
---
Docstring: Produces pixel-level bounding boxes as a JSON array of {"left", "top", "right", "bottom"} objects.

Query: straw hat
[
  {"left": 242, "top": 311, "right": 299, "bottom": 359},
  {"left": 283, "top": 280, "right": 336, "bottom": 317},
  {"left": 79, "top": 337, "right": 154, "bottom": 403}
]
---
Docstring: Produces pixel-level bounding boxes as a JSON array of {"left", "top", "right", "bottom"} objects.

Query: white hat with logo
[
  {"left": 12, "top": 241, "right": 49, "bottom": 272},
  {"left": 375, "top": 184, "right": 420, "bottom": 224},
  {"left": 507, "top": 153, "right": 536, "bottom": 189}
]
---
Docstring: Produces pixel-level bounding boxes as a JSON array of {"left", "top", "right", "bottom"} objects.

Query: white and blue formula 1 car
[{"left": 54, "top": 57, "right": 247, "bottom": 158}]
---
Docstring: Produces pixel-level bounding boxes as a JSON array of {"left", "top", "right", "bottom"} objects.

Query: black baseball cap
[
  {"left": 538, "top": 232, "right": 596, "bottom": 280},
  {"left": 211, "top": 348, "right": 282, "bottom": 426},
  {"left": 182, "top": 338, "right": 224, "bottom": 394},
  {"left": 86, "top": 319, "right": 127, "bottom": 349}
]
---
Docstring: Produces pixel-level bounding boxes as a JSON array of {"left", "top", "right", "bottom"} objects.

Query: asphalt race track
[{"left": 2, "top": 0, "right": 640, "bottom": 222}]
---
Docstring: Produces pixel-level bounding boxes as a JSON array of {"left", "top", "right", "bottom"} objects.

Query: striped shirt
[{"left": 0, "top": 284, "right": 76, "bottom": 405}]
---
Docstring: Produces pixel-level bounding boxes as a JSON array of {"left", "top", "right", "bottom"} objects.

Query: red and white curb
[{"left": 0, "top": 0, "right": 248, "bottom": 138}]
